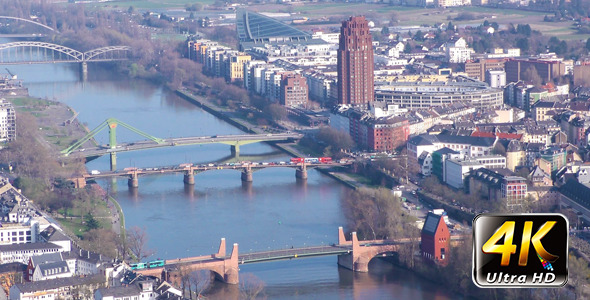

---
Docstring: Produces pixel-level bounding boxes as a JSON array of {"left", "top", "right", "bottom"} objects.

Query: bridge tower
[
  {"left": 241, "top": 165, "right": 253, "bottom": 182},
  {"left": 295, "top": 162, "right": 307, "bottom": 180},
  {"left": 336, "top": 227, "right": 399, "bottom": 272},
  {"left": 108, "top": 120, "right": 118, "bottom": 171}
]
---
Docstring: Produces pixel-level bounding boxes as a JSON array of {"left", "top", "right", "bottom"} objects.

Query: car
[{"left": 411, "top": 191, "right": 417, "bottom": 195}]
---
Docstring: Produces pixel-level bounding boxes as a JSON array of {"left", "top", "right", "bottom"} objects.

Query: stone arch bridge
[{"left": 135, "top": 227, "right": 402, "bottom": 285}]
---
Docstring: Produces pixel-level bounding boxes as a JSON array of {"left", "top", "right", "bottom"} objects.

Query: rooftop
[
  {"left": 13, "top": 274, "right": 104, "bottom": 293},
  {"left": 0, "top": 242, "right": 61, "bottom": 253},
  {"left": 236, "top": 9, "right": 311, "bottom": 44},
  {"left": 96, "top": 285, "right": 142, "bottom": 297}
]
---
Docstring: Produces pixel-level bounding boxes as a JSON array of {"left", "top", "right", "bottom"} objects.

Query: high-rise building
[
  {"left": 0, "top": 99, "right": 15, "bottom": 143},
  {"left": 280, "top": 74, "right": 308, "bottom": 108},
  {"left": 337, "top": 16, "right": 374, "bottom": 106}
]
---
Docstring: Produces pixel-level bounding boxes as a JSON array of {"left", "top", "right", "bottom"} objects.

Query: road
[{"left": 67, "top": 133, "right": 303, "bottom": 158}]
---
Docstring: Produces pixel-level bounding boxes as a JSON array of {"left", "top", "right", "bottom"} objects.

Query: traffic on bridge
[
  {"left": 70, "top": 157, "right": 354, "bottom": 188},
  {"left": 131, "top": 228, "right": 408, "bottom": 285},
  {"left": 67, "top": 132, "right": 303, "bottom": 159}
]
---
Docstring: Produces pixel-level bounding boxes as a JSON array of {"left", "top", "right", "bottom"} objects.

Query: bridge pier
[
  {"left": 128, "top": 173, "right": 138, "bottom": 188},
  {"left": 110, "top": 152, "right": 117, "bottom": 171},
  {"left": 183, "top": 172, "right": 195, "bottom": 185},
  {"left": 241, "top": 170, "right": 253, "bottom": 182},
  {"left": 70, "top": 177, "right": 86, "bottom": 189},
  {"left": 230, "top": 145, "right": 240, "bottom": 156},
  {"left": 80, "top": 61, "right": 88, "bottom": 81},
  {"left": 296, "top": 167, "right": 307, "bottom": 180}
]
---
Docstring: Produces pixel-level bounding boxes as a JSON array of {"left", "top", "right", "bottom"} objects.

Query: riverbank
[
  {"left": 7, "top": 96, "right": 123, "bottom": 236},
  {"left": 175, "top": 88, "right": 365, "bottom": 190}
]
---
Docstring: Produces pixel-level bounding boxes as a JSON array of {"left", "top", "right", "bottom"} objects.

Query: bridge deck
[
  {"left": 238, "top": 245, "right": 351, "bottom": 264},
  {"left": 66, "top": 133, "right": 302, "bottom": 158},
  {"left": 86, "top": 162, "right": 348, "bottom": 179}
]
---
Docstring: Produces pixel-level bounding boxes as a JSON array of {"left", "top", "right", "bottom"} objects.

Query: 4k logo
[{"left": 473, "top": 214, "right": 568, "bottom": 288}]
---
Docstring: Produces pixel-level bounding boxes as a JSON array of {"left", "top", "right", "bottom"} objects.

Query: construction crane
[{"left": 4, "top": 68, "right": 16, "bottom": 79}]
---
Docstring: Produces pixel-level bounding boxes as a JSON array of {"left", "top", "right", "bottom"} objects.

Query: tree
[
  {"left": 516, "top": 38, "right": 530, "bottom": 52},
  {"left": 404, "top": 42, "right": 412, "bottom": 53},
  {"left": 178, "top": 266, "right": 212, "bottom": 299},
  {"left": 568, "top": 255, "right": 590, "bottom": 298},
  {"left": 342, "top": 188, "right": 417, "bottom": 241},
  {"left": 447, "top": 21, "right": 454, "bottom": 31},
  {"left": 316, "top": 127, "right": 355, "bottom": 151},
  {"left": 185, "top": 3, "right": 203, "bottom": 11},
  {"left": 265, "top": 103, "right": 287, "bottom": 121},
  {"left": 84, "top": 213, "right": 100, "bottom": 231},
  {"left": 189, "top": 270, "right": 212, "bottom": 299},
  {"left": 126, "top": 226, "right": 155, "bottom": 262},
  {"left": 413, "top": 30, "right": 424, "bottom": 41},
  {"left": 381, "top": 26, "right": 389, "bottom": 36},
  {"left": 586, "top": 38, "right": 590, "bottom": 51},
  {"left": 516, "top": 24, "right": 532, "bottom": 36},
  {"left": 239, "top": 273, "right": 265, "bottom": 300},
  {"left": 83, "top": 229, "right": 118, "bottom": 258},
  {"left": 388, "top": 11, "right": 399, "bottom": 25},
  {"left": 522, "top": 65, "right": 543, "bottom": 85}
]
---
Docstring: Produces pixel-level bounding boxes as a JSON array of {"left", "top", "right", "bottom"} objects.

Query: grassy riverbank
[{"left": 7, "top": 96, "right": 123, "bottom": 238}]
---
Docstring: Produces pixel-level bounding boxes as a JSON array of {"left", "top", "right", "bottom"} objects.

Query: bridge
[
  {"left": 0, "top": 16, "right": 56, "bottom": 33},
  {"left": 134, "top": 227, "right": 403, "bottom": 285},
  {"left": 0, "top": 42, "right": 130, "bottom": 80},
  {"left": 61, "top": 118, "right": 302, "bottom": 171},
  {"left": 70, "top": 160, "right": 350, "bottom": 188}
]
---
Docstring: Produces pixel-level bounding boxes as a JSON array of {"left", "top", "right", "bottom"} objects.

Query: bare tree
[
  {"left": 342, "top": 188, "right": 417, "bottom": 241},
  {"left": 239, "top": 273, "right": 265, "bottom": 300},
  {"left": 522, "top": 65, "right": 542, "bottom": 86},
  {"left": 189, "top": 270, "right": 212, "bottom": 299},
  {"left": 83, "top": 228, "right": 118, "bottom": 258},
  {"left": 126, "top": 226, "right": 155, "bottom": 262}
]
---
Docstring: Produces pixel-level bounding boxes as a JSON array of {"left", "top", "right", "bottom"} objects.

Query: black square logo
[{"left": 473, "top": 213, "right": 568, "bottom": 288}]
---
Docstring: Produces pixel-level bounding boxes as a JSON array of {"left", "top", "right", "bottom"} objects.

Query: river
[{"left": 8, "top": 62, "right": 460, "bottom": 299}]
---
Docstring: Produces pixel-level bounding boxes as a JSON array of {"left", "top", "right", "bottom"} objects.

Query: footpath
[{"left": 10, "top": 96, "right": 124, "bottom": 236}]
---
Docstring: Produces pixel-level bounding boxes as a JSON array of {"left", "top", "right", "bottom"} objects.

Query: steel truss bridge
[
  {"left": 0, "top": 42, "right": 131, "bottom": 64},
  {"left": 0, "top": 16, "right": 56, "bottom": 33},
  {"left": 60, "top": 118, "right": 303, "bottom": 171}
]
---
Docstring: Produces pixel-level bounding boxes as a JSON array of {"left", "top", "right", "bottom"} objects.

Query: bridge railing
[{"left": 239, "top": 245, "right": 351, "bottom": 263}]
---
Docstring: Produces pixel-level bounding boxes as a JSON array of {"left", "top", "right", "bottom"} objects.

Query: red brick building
[
  {"left": 280, "top": 74, "right": 308, "bottom": 108},
  {"left": 367, "top": 117, "right": 409, "bottom": 152},
  {"left": 420, "top": 212, "right": 450, "bottom": 265},
  {"left": 505, "top": 58, "right": 565, "bottom": 84},
  {"left": 337, "top": 16, "right": 374, "bottom": 106},
  {"left": 330, "top": 106, "right": 410, "bottom": 152}
]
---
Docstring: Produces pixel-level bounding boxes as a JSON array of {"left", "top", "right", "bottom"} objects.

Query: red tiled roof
[
  {"left": 471, "top": 131, "right": 495, "bottom": 138},
  {"left": 471, "top": 131, "right": 522, "bottom": 140}
]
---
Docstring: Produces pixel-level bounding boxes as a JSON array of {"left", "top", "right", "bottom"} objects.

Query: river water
[{"left": 8, "top": 62, "right": 459, "bottom": 299}]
